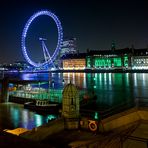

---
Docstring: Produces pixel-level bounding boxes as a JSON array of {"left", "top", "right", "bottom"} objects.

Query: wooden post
[{"left": 0, "top": 77, "right": 9, "bottom": 103}]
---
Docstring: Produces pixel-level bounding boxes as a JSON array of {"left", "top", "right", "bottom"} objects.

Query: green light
[
  {"left": 113, "top": 58, "right": 122, "bottom": 67},
  {"left": 94, "top": 58, "right": 112, "bottom": 67},
  {"left": 124, "top": 56, "right": 128, "bottom": 67},
  {"left": 35, "top": 114, "right": 43, "bottom": 127},
  {"left": 87, "top": 57, "right": 124, "bottom": 68},
  {"left": 47, "top": 115, "right": 56, "bottom": 121},
  {"left": 87, "top": 57, "right": 91, "bottom": 68},
  {"left": 94, "top": 112, "right": 99, "bottom": 120},
  {"left": 93, "top": 85, "right": 96, "bottom": 89}
]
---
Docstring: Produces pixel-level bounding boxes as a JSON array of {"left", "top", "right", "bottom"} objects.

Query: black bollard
[{"left": 0, "top": 77, "right": 9, "bottom": 103}]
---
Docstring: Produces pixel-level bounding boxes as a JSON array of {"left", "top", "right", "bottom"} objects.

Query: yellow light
[{"left": 3, "top": 128, "right": 30, "bottom": 136}]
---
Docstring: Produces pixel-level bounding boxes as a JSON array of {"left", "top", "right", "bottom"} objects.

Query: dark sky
[{"left": 0, "top": 0, "right": 148, "bottom": 63}]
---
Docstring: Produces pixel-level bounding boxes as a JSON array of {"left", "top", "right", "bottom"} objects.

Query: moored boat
[{"left": 24, "top": 99, "right": 61, "bottom": 114}]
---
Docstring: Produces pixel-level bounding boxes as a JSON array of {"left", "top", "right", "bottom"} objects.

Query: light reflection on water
[
  {"left": 0, "top": 103, "right": 58, "bottom": 130},
  {"left": 1, "top": 72, "right": 148, "bottom": 130},
  {"left": 19, "top": 72, "right": 148, "bottom": 106}
]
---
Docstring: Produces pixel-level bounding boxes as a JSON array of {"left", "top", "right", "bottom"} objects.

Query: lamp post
[
  {"left": 52, "top": 80, "right": 54, "bottom": 102},
  {"left": 48, "top": 80, "right": 50, "bottom": 92},
  {"left": 38, "top": 81, "right": 41, "bottom": 99},
  {"left": 48, "top": 80, "right": 50, "bottom": 100}
]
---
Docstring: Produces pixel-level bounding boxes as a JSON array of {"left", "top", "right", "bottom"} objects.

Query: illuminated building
[
  {"left": 13, "top": 61, "right": 30, "bottom": 69},
  {"left": 62, "top": 53, "right": 86, "bottom": 70},
  {"left": 60, "top": 37, "right": 77, "bottom": 57},
  {"left": 62, "top": 48, "right": 148, "bottom": 70},
  {"left": 131, "top": 49, "right": 148, "bottom": 69},
  {"left": 1, "top": 61, "right": 31, "bottom": 71},
  {"left": 86, "top": 48, "right": 132, "bottom": 69}
]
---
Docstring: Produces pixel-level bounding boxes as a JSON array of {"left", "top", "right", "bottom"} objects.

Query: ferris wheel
[{"left": 21, "top": 10, "right": 63, "bottom": 67}]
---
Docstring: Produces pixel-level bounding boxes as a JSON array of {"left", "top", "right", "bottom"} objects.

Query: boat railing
[{"left": 9, "top": 88, "right": 63, "bottom": 103}]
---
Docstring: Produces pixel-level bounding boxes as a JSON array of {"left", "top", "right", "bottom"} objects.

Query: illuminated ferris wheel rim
[{"left": 21, "top": 10, "right": 63, "bottom": 67}]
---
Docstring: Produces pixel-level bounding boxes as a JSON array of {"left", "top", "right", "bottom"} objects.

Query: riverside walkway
[{"left": 17, "top": 107, "right": 148, "bottom": 148}]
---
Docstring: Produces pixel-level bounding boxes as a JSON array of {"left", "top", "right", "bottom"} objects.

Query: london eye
[{"left": 21, "top": 10, "right": 63, "bottom": 68}]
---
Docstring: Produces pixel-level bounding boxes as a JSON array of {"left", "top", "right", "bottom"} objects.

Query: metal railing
[
  {"left": 9, "top": 88, "right": 63, "bottom": 103},
  {"left": 80, "top": 100, "right": 135, "bottom": 120},
  {"left": 80, "top": 97, "right": 148, "bottom": 120},
  {"left": 121, "top": 135, "right": 148, "bottom": 148}
]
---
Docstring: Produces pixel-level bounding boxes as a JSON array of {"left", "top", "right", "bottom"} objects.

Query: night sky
[{"left": 0, "top": 0, "right": 148, "bottom": 63}]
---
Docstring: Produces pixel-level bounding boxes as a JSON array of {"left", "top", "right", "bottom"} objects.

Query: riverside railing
[
  {"left": 80, "top": 97, "right": 148, "bottom": 120},
  {"left": 120, "top": 135, "right": 148, "bottom": 148}
]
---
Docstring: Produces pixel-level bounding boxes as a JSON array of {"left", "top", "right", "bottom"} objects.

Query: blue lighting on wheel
[{"left": 21, "top": 10, "right": 63, "bottom": 67}]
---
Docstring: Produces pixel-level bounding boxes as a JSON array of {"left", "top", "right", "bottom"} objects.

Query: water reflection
[
  {"left": 35, "top": 114, "right": 43, "bottom": 127},
  {"left": 13, "top": 72, "right": 148, "bottom": 105},
  {"left": 1, "top": 72, "right": 148, "bottom": 130},
  {"left": 0, "top": 103, "right": 58, "bottom": 130}
]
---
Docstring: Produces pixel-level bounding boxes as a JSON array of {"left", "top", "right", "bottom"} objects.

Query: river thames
[{"left": 0, "top": 72, "right": 148, "bottom": 130}]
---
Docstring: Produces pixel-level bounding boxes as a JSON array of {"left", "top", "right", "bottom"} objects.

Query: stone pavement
[{"left": 123, "top": 122, "right": 148, "bottom": 148}]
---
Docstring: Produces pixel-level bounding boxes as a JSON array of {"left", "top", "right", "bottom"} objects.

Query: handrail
[
  {"left": 80, "top": 100, "right": 135, "bottom": 119},
  {"left": 125, "top": 135, "right": 148, "bottom": 142},
  {"left": 120, "top": 135, "right": 148, "bottom": 148},
  {"left": 80, "top": 97, "right": 148, "bottom": 119}
]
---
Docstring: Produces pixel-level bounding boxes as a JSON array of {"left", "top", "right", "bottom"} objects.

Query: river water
[{"left": 0, "top": 72, "right": 148, "bottom": 130}]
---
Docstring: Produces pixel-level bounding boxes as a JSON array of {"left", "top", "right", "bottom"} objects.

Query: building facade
[
  {"left": 86, "top": 49, "right": 131, "bottom": 69},
  {"left": 62, "top": 53, "right": 86, "bottom": 70},
  {"left": 61, "top": 48, "right": 148, "bottom": 70},
  {"left": 60, "top": 38, "right": 77, "bottom": 57}
]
